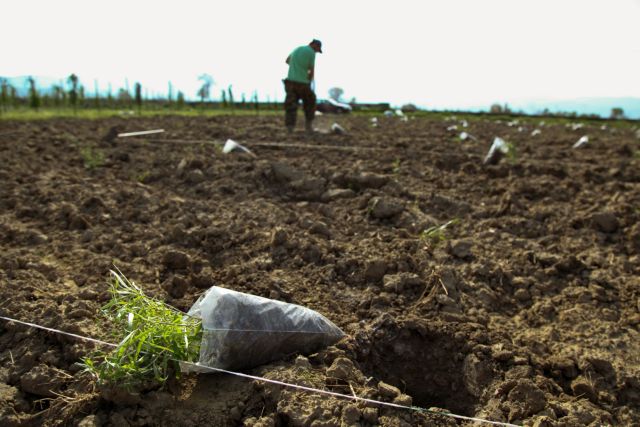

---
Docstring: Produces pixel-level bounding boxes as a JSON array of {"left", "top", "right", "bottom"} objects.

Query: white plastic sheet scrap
[
  {"left": 459, "top": 132, "right": 477, "bottom": 141},
  {"left": 331, "top": 123, "right": 346, "bottom": 134},
  {"left": 484, "top": 137, "right": 510, "bottom": 165},
  {"left": 573, "top": 135, "right": 589, "bottom": 149},
  {"left": 182, "top": 287, "right": 345, "bottom": 371},
  {"left": 222, "top": 139, "right": 256, "bottom": 157}
]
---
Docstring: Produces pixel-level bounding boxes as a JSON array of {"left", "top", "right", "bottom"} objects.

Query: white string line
[
  {"left": 205, "top": 328, "right": 344, "bottom": 335},
  {"left": 0, "top": 315, "right": 519, "bottom": 427},
  {"left": 0, "top": 316, "right": 118, "bottom": 349},
  {"left": 145, "top": 138, "right": 385, "bottom": 152},
  {"left": 0, "top": 130, "right": 23, "bottom": 138}
]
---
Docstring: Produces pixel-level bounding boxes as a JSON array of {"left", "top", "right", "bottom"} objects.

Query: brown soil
[{"left": 0, "top": 113, "right": 639, "bottom": 426}]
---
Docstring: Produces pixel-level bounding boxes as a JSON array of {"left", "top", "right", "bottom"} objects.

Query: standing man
[{"left": 284, "top": 39, "right": 322, "bottom": 133}]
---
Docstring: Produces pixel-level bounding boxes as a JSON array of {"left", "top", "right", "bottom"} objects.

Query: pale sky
[{"left": 3, "top": 0, "right": 640, "bottom": 109}]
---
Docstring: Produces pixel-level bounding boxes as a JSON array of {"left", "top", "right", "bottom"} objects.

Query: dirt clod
[
  {"left": 590, "top": 211, "right": 619, "bottom": 233},
  {"left": 162, "top": 250, "right": 191, "bottom": 270}
]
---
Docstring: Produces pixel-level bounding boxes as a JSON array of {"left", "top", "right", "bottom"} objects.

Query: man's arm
[{"left": 308, "top": 66, "right": 314, "bottom": 81}]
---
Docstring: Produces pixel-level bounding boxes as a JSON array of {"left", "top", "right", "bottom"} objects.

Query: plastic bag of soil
[{"left": 182, "top": 286, "right": 345, "bottom": 372}]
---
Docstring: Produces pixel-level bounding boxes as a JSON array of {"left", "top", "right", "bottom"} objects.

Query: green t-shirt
[{"left": 287, "top": 45, "right": 316, "bottom": 84}]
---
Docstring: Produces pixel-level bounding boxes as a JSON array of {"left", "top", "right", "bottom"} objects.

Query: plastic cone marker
[
  {"left": 484, "top": 137, "right": 510, "bottom": 165},
  {"left": 331, "top": 123, "right": 346, "bottom": 134},
  {"left": 395, "top": 109, "right": 404, "bottom": 117},
  {"left": 460, "top": 132, "right": 477, "bottom": 141},
  {"left": 461, "top": 120, "right": 468, "bottom": 128},
  {"left": 573, "top": 135, "right": 589, "bottom": 149},
  {"left": 223, "top": 139, "right": 256, "bottom": 157}
]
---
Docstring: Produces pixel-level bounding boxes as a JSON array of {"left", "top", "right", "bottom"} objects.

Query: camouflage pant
[{"left": 283, "top": 79, "right": 316, "bottom": 128}]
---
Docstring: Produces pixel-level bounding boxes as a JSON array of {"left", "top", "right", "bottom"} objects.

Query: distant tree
[
  {"left": 42, "top": 93, "right": 52, "bottom": 108},
  {"left": 0, "top": 78, "right": 9, "bottom": 113},
  {"left": 241, "top": 93, "right": 246, "bottom": 108},
  {"left": 117, "top": 88, "right": 132, "bottom": 107},
  {"left": 51, "top": 85, "right": 64, "bottom": 107},
  {"left": 68, "top": 74, "right": 79, "bottom": 112},
  {"left": 221, "top": 90, "right": 227, "bottom": 108},
  {"left": 167, "top": 81, "right": 173, "bottom": 103},
  {"left": 227, "top": 85, "right": 234, "bottom": 108},
  {"left": 9, "top": 86, "right": 17, "bottom": 108},
  {"left": 176, "top": 91, "right": 185, "bottom": 109},
  {"left": 106, "top": 83, "right": 113, "bottom": 107},
  {"left": 328, "top": 87, "right": 344, "bottom": 101},
  {"left": 197, "top": 74, "right": 214, "bottom": 105},
  {"left": 253, "top": 91, "right": 259, "bottom": 114},
  {"left": 94, "top": 80, "right": 100, "bottom": 109},
  {"left": 490, "top": 103, "right": 503, "bottom": 114},
  {"left": 135, "top": 82, "right": 142, "bottom": 112},
  {"left": 401, "top": 103, "right": 417, "bottom": 113},
  {"left": 610, "top": 107, "right": 625, "bottom": 120},
  {"left": 27, "top": 76, "right": 40, "bottom": 111},
  {"left": 78, "top": 86, "right": 85, "bottom": 107}
]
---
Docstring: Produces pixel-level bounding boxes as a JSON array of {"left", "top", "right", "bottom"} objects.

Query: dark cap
[{"left": 310, "top": 39, "right": 323, "bottom": 53}]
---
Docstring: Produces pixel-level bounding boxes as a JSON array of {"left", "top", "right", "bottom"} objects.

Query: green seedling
[
  {"left": 392, "top": 158, "right": 401, "bottom": 174},
  {"left": 505, "top": 141, "right": 517, "bottom": 164},
  {"left": 135, "top": 170, "right": 151, "bottom": 183},
  {"left": 79, "top": 145, "right": 104, "bottom": 169},
  {"left": 421, "top": 219, "right": 458, "bottom": 246},
  {"left": 81, "top": 269, "right": 202, "bottom": 389}
]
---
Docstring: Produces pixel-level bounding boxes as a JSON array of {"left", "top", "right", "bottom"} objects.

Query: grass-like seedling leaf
[
  {"left": 79, "top": 145, "right": 105, "bottom": 169},
  {"left": 421, "top": 219, "right": 458, "bottom": 247},
  {"left": 504, "top": 141, "right": 517, "bottom": 164},
  {"left": 81, "top": 269, "right": 202, "bottom": 389}
]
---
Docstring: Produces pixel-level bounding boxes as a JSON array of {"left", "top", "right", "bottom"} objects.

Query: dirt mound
[{"left": 0, "top": 114, "right": 639, "bottom": 426}]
